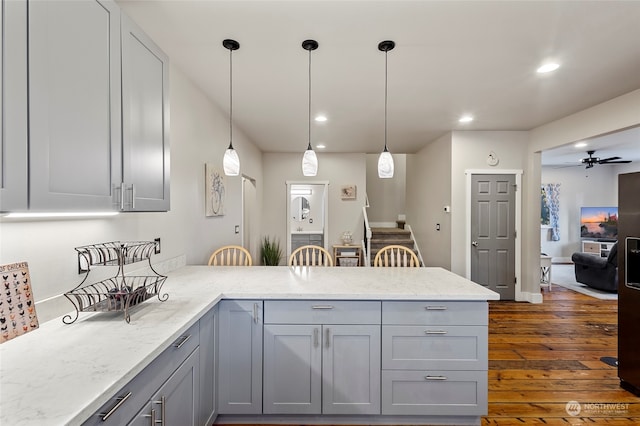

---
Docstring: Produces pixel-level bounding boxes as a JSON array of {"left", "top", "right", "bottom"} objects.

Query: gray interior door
[{"left": 470, "top": 174, "right": 516, "bottom": 300}]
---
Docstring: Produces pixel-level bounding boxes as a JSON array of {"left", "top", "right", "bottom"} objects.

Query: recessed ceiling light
[
  {"left": 459, "top": 115, "right": 474, "bottom": 123},
  {"left": 314, "top": 115, "right": 327, "bottom": 122},
  {"left": 316, "top": 144, "right": 326, "bottom": 149},
  {"left": 575, "top": 142, "right": 588, "bottom": 148},
  {"left": 537, "top": 63, "right": 560, "bottom": 74}
]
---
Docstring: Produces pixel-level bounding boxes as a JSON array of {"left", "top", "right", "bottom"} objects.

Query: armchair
[{"left": 571, "top": 242, "right": 618, "bottom": 293}]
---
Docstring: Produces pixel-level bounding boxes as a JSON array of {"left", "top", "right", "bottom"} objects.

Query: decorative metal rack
[{"left": 63, "top": 241, "right": 168, "bottom": 324}]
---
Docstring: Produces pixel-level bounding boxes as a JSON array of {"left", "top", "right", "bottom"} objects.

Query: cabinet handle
[
  {"left": 312, "top": 305, "right": 334, "bottom": 310},
  {"left": 118, "top": 183, "right": 125, "bottom": 211},
  {"left": 424, "top": 305, "right": 447, "bottom": 310},
  {"left": 424, "top": 330, "right": 447, "bottom": 334},
  {"left": 131, "top": 184, "right": 136, "bottom": 209},
  {"left": 100, "top": 391, "right": 132, "bottom": 421},
  {"left": 143, "top": 409, "right": 156, "bottom": 425},
  {"left": 425, "top": 375, "right": 448, "bottom": 380},
  {"left": 253, "top": 303, "right": 259, "bottom": 324},
  {"left": 314, "top": 327, "right": 319, "bottom": 347},
  {"left": 153, "top": 396, "right": 166, "bottom": 426},
  {"left": 325, "top": 327, "right": 330, "bottom": 348},
  {"left": 173, "top": 334, "right": 191, "bottom": 349}
]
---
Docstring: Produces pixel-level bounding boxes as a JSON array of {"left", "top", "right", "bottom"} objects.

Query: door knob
[{"left": 472, "top": 241, "right": 478, "bottom": 247}]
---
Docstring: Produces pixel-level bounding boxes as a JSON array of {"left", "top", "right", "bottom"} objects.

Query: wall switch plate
[
  {"left": 154, "top": 237, "right": 161, "bottom": 254},
  {"left": 436, "top": 223, "right": 441, "bottom": 231},
  {"left": 235, "top": 225, "right": 240, "bottom": 234}
]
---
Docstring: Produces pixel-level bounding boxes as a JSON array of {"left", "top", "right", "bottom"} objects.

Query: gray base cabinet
[
  {"left": 263, "top": 301, "right": 381, "bottom": 416},
  {"left": 381, "top": 301, "right": 488, "bottom": 416},
  {"left": 218, "top": 300, "right": 263, "bottom": 414},
  {"left": 199, "top": 305, "right": 218, "bottom": 425},
  {"left": 83, "top": 322, "right": 200, "bottom": 426}
]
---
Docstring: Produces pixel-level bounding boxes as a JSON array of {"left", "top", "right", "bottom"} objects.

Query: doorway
[
  {"left": 242, "top": 176, "right": 258, "bottom": 264},
  {"left": 286, "top": 181, "right": 329, "bottom": 257},
  {"left": 466, "top": 171, "right": 522, "bottom": 300}
]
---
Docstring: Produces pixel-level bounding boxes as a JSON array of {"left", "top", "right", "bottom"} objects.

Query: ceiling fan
[{"left": 581, "top": 150, "right": 631, "bottom": 169}]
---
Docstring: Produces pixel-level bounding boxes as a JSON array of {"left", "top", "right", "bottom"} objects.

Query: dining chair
[
  {"left": 373, "top": 244, "right": 420, "bottom": 267},
  {"left": 207, "top": 245, "right": 252, "bottom": 266},
  {"left": 288, "top": 245, "right": 334, "bottom": 267}
]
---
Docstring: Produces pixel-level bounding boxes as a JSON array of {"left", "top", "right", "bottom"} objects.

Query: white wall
[
  {"left": 406, "top": 133, "right": 452, "bottom": 269},
  {"left": 450, "top": 131, "right": 529, "bottom": 277},
  {"left": 365, "top": 154, "right": 406, "bottom": 224},
  {"left": 540, "top": 165, "right": 618, "bottom": 260},
  {"left": 262, "top": 153, "right": 367, "bottom": 264},
  {"left": 0, "top": 64, "right": 263, "bottom": 322}
]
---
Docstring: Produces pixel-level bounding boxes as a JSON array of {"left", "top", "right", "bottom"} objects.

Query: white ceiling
[{"left": 117, "top": 0, "right": 640, "bottom": 163}]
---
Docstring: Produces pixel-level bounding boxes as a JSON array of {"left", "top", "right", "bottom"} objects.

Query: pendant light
[
  {"left": 378, "top": 40, "right": 395, "bottom": 179},
  {"left": 222, "top": 39, "right": 240, "bottom": 176},
  {"left": 302, "top": 39, "right": 319, "bottom": 176}
]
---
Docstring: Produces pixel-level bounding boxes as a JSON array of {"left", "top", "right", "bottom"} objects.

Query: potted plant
[{"left": 261, "top": 236, "right": 283, "bottom": 266}]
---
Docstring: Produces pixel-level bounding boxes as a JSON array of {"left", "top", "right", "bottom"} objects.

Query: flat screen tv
[{"left": 580, "top": 206, "right": 618, "bottom": 241}]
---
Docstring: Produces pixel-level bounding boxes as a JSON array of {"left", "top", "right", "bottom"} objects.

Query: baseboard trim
[{"left": 216, "top": 414, "right": 482, "bottom": 425}]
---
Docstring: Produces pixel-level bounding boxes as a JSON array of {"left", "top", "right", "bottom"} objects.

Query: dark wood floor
[{"left": 485, "top": 285, "right": 640, "bottom": 425}]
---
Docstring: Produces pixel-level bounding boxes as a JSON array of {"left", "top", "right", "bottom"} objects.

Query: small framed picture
[{"left": 341, "top": 185, "right": 357, "bottom": 200}]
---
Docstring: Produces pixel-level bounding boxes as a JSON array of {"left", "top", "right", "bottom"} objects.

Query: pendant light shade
[
  {"left": 222, "top": 39, "right": 240, "bottom": 176},
  {"left": 378, "top": 40, "right": 395, "bottom": 179},
  {"left": 302, "top": 39, "right": 319, "bottom": 177}
]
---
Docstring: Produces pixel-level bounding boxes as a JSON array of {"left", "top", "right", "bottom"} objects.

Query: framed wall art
[
  {"left": 341, "top": 185, "right": 357, "bottom": 200},
  {"left": 205, "top": 163, "right": 226, "bottom": 216}
]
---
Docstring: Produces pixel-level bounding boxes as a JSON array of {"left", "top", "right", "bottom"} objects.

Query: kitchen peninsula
[{"left": 0, "top": 266, "right": 499, "bottom": 426}]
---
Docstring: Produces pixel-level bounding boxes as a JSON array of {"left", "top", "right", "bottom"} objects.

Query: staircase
[{"left": 369, "top": 227, "right": 418, "bottom": 265}]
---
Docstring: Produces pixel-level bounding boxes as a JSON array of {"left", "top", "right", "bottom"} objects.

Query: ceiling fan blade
[
  {"left": 601, "top": 160, "right": 632, "bottom": 164},
  {"left": 597, "top": 156, "right": 621, "bottom": 163}
]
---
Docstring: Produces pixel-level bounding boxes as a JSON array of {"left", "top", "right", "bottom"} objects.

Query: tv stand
[{"left": 582, "top": 240, "right": 616, "bottom": 258}]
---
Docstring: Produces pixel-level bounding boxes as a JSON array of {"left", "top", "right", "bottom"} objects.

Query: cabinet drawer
[
  {"left": 83, "top": 322, "right": 199, "bottom": 425},
  {"left": 264, "top": 300, "right": 381, "bottom": 324},
  {"left": 381, "top": 370, "right": 487, "bottom": 416},
  {"left": 382, "top": 325, "right": 487, "bottom": 370},
  {"left": 382, "top": 301, "right": 487, "bottom": 325}
]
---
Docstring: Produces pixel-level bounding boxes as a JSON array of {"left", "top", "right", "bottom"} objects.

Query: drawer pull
[
  {"left": 173, "top": 334, "right": 191, "bottom": 349},
  {"left": 425, "top": 305, "right": 447, "bottom": 310},
  {"left": 425, "top": 330, "right": 447, "bottom": 335},
  {"left": 253, "top": 302, "right": 259, "bottom": 324},
  {"left": 425, "top": 375, "right": 448, "bottom": 381},
  {"left": 312, "top": 305, "right": 334, "bottom": 310},
  {"left": 100, "top": 391, "right": 132, "bottom": 421}
]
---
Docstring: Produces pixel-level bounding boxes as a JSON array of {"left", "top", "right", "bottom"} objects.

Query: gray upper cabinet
[
  {"left": 121, "top": 14, "right": 170, "bottom": 212},
  {"left": 1, "top": 0, "right": 169, "bottom": 213},
  {"left": 28, "top": 0, "right": 122, "bottom": 211},
  {"left": 218, "top": 300, "right": 263, "bottom": 415},
  {"left": 0, "top": 0, "right": 28, "bottom": 211}
]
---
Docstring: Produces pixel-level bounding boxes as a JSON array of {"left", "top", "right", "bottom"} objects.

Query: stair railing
[
  {"left": 362, "top": 195, "right": 372, "bottom": 267},
  {"left": 405, "top": 224, "right": 425, "bottom": 266}
]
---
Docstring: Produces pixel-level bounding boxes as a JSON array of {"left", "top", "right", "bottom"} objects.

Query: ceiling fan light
[
  {"left": 378, "top": 150, "right": 394, "bottom": 178},
  {"left": 223, "top": 146, "right": 240, "bottom": 176},
  {"left": 302, "top": 147, "right": 318, "bottom": 176}
]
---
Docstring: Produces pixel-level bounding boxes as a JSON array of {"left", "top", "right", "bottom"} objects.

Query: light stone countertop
[{"left": 0, "top": 266, "right": 498, "bottom": 426}]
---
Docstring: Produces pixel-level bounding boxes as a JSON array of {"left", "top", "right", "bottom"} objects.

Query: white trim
[{"left": 465, "top": 169, "right": 524, "bottom": 301}]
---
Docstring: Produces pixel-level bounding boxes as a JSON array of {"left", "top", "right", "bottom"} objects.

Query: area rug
[{"left": 550, "top": 264, "right": 618, "bottom": 300}]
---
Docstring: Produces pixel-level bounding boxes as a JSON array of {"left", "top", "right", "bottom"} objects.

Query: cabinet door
[
  {"left": 0, "top": 0, "right": 28, "bottom": 211},
  {"left": 322, "top": 324, "right": 381, "bottom": 415},
  {"left": 263, "top": 324, "right": 322, "bottom": 414},
  {"left": 28, "top": 0, "right": 122, "bottom": 211},
  {"left": 121, "top": 14, "right": 170, "bottom": 212},
  {"left": 199, "top": 305, "right": 218, "bottom": 425},
  {"left": 129, "top": 348, "right": 200, "bottom": 426},
  {"left": 218, "top": 300, "right": 263, "bottom": 414}
]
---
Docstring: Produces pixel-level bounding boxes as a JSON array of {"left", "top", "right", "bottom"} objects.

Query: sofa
[{"left": 571, "top": 242, "right": 618, "bottom": 293}]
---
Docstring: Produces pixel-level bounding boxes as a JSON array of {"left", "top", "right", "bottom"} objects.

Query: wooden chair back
[
  {"left": 208, "top": 245, "right": 252, "bottom": 266},
  {"left": 288, "top": 245, "right": 334, "bottom": 267},
  {"left": 373, "top": 244, "right": 420, "bottom": 267}
]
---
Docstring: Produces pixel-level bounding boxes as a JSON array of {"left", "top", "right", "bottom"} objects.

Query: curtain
[{"left": 543, "top": 183, "right": 561, "bottom": 241}]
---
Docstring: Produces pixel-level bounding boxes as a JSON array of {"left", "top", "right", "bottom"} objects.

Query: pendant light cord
[
  {"left": 307, "top": 47, "right": 312, "bottom": 150},
  {"left": 229, "top": 47, "right": 234, "bottom": 149},
  {"left": 384, "top": 49, "right": 388, "bottom": 152}
]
